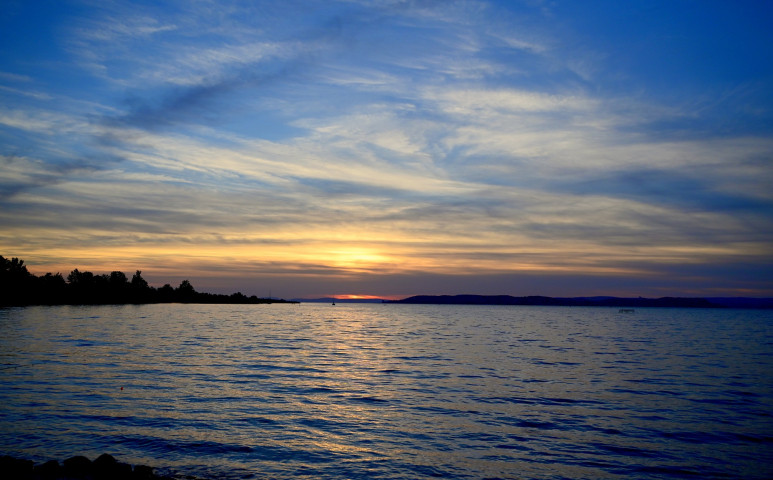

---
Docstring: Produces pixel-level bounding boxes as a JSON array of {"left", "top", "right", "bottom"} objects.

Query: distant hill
[
  {"left": 387, "top": 295, "right": 773, "bottom": 309},
  {"left": 295, "top": 295, "right": 773, "bottom": 308},
  {"left": 705, "top": 298, "right": 773, "bottom": 309}
]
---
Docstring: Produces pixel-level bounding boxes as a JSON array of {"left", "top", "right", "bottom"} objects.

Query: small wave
[
  {"left": 113, "top": 434, "right": 334, "bottom": 464},
  {"left": 617, "top": 463, "right": 726, "bottom": 478},
  {"left": 347, "top": 395, "right": 389, "bottom": 404},
  {"left": 588, "top": 442, "right": 669, "bottom": 459},
  {"left": 479, "top": 395, "right": 603, "bottom": 407},
  {"left": 733, "top": 432, "right": 773, "bottom": 443},
  {"left": 657, "top": 430, "right": 735, "bottom": 444},
  {"left": 508, "top": 419, "right": 558, "bottom": 430},
  {"left": 724, "top": 389, "right": 759, "bottom": 397},
  {"left": 494, "top": 443, "right": 530, "bottom": 451}
]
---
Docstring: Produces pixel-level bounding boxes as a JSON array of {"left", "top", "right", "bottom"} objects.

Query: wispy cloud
[{"left": 1, "top": 0, "right": 771, "bottom": 296}]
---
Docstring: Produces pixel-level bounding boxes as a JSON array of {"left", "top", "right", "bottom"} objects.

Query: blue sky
[{"left": 1, "top": 0, "right": 772, "bottom": 298}]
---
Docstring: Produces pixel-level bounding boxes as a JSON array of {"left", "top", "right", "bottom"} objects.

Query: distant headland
[
  {"left": 387, "top": 294, "right": 773, "bottom": 309},
  {"left": 0, "top": 256, "right": 297, "bottom": 307}
]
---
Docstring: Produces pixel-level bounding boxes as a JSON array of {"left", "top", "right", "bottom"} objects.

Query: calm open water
[{"left": 0, "top": 304, "right": 772, "bottom": 479}]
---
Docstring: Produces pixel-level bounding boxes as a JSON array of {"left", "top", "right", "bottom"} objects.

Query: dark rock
[
  {"left": 33, "top": 459, "right": 61, "bottom": 479},
  {"left": 0, "top": 454, "right": 174, "bottom": 480},
  {"left": 63, "top": 455, "right": 93, "bottom": 477},
  {"left": 0, "top": 455, "right": 33, "bottom": 479},
  {"left": 115, "top": 461, "right": 134, "bottom": 479},
  {"left": 93, "top": 453, "right": 133, "bottom": 479},
  {"left": 132, "top": 464, "right": 156, "bottom": 479},
  {"left": 93, "top": 453, "right": 117, "bottom": 468}
]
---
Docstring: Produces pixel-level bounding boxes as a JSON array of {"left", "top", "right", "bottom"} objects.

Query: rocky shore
[{"left": 0, "top": 454, "right": 180, "bottom": 480}]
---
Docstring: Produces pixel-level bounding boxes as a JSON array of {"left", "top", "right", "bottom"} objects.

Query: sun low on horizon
[
  {"left": 331, "top": 294, "right": 401, "bottom": 301},
  {"left": 1, "top": 0, "right": 772, "bottom": 299}
]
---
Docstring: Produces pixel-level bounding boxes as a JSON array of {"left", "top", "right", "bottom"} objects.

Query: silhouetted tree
[
  {"left": 104, "top": 271, "right": 126, "bottom": 302},
  {"left": 176, "top": 279, "right": 196, "bottom": 302},
  {"left": 38, "top": 272, "right": 67, "bottom": 304},
  {"left": 131, "top": 270, "right": 148, "bottom": 290},
  {"left": 0, "top": 256, "right": 29, "bottom": 278},
  {"left": 109, "top": 271, "right": 128, "bottom": 287},
  {"left": 67, "top": 269, "right": 95, "bottom": 287},
  {"left": 158, "top": 283, "right": 175, "bottom": 302},
  {"left": 0, "top": 256, "right": 34, "bottom": 305},
  {"left": 2, "top": 256, "right": 296, "bottom": 305},
  {"left": 126, "top": 270, "right": 152, "bottom": 303},
  {"left": 67, "top": 269, "right": 104, "bottom": 303}
]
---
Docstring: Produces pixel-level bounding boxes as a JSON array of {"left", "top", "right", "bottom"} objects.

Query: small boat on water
[{"left": 619, "top": 308, "right": 635, "bottom": 313}]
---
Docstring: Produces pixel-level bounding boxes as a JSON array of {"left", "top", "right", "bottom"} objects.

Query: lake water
[{"left": 0, "top": 304, "right": 772, "bottom": 479}]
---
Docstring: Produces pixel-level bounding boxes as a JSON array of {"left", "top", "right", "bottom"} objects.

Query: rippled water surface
[{"left": 1, "top": 304, "right": 772, "bottom": 479}]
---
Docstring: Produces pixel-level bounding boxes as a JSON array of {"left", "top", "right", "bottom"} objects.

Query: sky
[{"left": 1, "top": 0, "right": 772, "bottom": 299}]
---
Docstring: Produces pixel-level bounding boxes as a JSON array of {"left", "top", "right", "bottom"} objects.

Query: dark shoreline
[
  {"left": 0, "top": 255, "right": 299, "bottom": 308},
  {"left": 0, "top": 454, "right": 199, "bottom": 480},
  {"left": 387, "top": 294, "right": 773, "bottom": 309}
]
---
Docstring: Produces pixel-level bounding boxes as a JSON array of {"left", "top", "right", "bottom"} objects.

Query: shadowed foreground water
[{"left": 1, "top": 304, "right": 772, "bottom": 479}]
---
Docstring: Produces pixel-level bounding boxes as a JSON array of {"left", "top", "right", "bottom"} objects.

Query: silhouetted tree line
[{"left": 0, "top": 256, "right": 295, "bottom": 306}]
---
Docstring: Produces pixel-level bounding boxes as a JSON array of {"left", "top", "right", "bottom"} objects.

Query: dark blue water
[{"left": 1, "top": 304, "right": 771, "bottom": 479}]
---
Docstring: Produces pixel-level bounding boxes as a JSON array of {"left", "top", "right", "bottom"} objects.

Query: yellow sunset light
[{"left": 327, "top": 248, "right": 392, "bottom": 272}]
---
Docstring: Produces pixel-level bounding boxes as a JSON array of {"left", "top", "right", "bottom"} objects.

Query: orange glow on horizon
[{"left": 331, "top": 294, "right": 402, "bottom": 300}]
